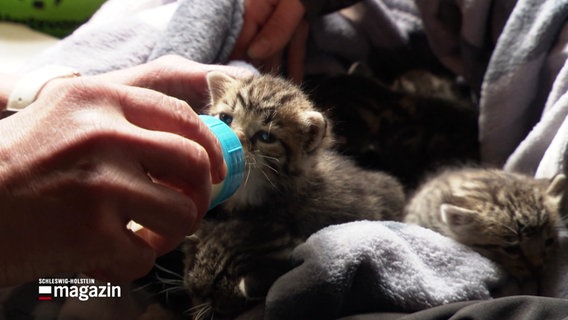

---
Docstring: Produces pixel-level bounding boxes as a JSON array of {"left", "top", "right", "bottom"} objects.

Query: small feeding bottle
[{"left": 199, "top": 115, "right": 245, "bottom": 209}]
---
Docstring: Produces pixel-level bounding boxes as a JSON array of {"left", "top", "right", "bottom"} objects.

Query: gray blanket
[
  {"left": 25, "top": 0, "right": 243, "bottom": 74},
  {"left": 478, "top": 0, "right": 568, "bottom": 178},
  {"left": 264, "top": 221, "right": 504, "bottom": 319},
  {"left": 262, "top": 221, "right": 568, "bottom": 319}
]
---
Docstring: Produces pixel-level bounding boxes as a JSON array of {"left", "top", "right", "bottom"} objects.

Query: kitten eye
[
  {"left": 219, "top": 113, "right": 233, "bottom": 126},
  {"left": 503, "top": 235, "right": 517, "bottom": 243},
  {"left": 254, "top": 130, "right": 276, "bottom": 143}
]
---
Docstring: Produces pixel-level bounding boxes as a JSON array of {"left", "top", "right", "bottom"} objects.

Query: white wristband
[{"left": 6, "top": 65, "right": 80, "bottom": 111}]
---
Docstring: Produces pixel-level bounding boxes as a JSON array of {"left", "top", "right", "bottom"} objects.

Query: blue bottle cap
[{"left": 199, "top": 115, "right": 245, "bottom": 209}]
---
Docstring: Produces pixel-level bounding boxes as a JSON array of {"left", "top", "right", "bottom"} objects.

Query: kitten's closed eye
[
  {"left": 501, "top": 245, "right": 522, "bottom": 257},
  {"left": 404, "top": 168, "right": 565, "bottom": 280},
  {"left": 503, "top": 234, "right": 518, "bottom": 243}
]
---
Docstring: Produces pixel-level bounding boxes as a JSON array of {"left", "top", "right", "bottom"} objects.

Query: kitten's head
[
  {"left": 183, "top": 234, "right": 247, "bottom": 319},
  {"left": 440, "top": 173, "right": 566, "bottom": 279},
  {"left": 183, "top": 222, "right": 297, "bottom": 319},
  {"left": 206, "top": 72, "right": 332, "bottom": 208}
]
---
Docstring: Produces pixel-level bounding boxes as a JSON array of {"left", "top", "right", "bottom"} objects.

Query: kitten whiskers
[
  {"left": 244, "top": 153, "right": 280, "bottom": 190},
  {"left": 242, "top": 159, "right": 254, "bottom": 188},
  {"left": 261, "top": 162, "right": 279, "bottom": 175},
  {"left": 256, "top": 154, "right": 280, "bottom": 163},
  {"left": 154, "top": 263, "right": 184, "bottom": 280},
  {"left": 259, "top": 166, "right": 279, "bottom": 191},
  {"left": 186, "top": 302, "right": 213, "bottom": 320}
]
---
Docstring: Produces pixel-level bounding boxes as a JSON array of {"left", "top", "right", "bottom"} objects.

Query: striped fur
[
  {"left": 404, "top": 168, "right": 566, "bottom": 280},
  {"left": 183, "top": 73, "right": 405, "bottom": 319},
  {"left": 206, "top": 72, "right": 334, "bottom": 209}
]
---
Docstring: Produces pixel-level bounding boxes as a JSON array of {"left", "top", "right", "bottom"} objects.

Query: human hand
[
  {"left": 230, "top": 0, "right": 308, "bottom": 83},
  {"left": 0, "top": 57, "right": 249, "bottom": 285},
  {"left": 96, "top": 55, "right": 254, "bottom": 113}
]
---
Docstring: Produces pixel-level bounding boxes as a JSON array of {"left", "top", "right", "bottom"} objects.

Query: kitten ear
[
  {"left": 302, "top": 111, "right": 327, "bottom": 153},
  {"left": 440, "top": 204, "right": 478, "bottom": 231},
  {"left": 206, "top": 71, "right": 236, "bottom": 104},
  {"left": 546, "top": 174, "right": 566, "bottom": 198}
]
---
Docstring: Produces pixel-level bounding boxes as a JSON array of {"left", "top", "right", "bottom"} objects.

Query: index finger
[
  {"left": 109, "top": 83, "right": 227, "bottom": 183},
  {"left": 247, "top": 0, "right": 305, "bottom": 59},
  {"left": 94, "top": 56, "right": 254, "bottom": 111}
]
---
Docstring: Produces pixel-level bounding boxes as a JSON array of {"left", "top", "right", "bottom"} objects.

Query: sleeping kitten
[
  {"left": 183, "top": 72, "right": 405, "bottom": 319},
  {"left": 404, "top": 168, "right": 566, "bottom": 280}
]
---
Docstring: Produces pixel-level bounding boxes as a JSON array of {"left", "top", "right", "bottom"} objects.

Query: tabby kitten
[
  {"left": 183, "top": 72, "right": 405, "bottom": 319},
  {"left": 404, "top": 168, "right": 566, "bottom": 280}
]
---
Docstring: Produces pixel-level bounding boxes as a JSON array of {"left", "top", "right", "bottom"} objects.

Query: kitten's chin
[
  {"left": 223, "top": 169, "right": 278, "bottom": 210},
  {"left": 224, "top": 184, "right": 269, "bottom": 211}
]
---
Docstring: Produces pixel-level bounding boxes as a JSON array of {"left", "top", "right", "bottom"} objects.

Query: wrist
[
  {"left": 4, "top": 66, "right": 80, "bottom": 112},
  {"left": 0, "top": 74, "right": 20, "bottom": 111}
]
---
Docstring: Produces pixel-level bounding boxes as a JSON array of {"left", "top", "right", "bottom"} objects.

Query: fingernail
[{"left": 248, "top": 37, "right": 271, "bottom": 59}]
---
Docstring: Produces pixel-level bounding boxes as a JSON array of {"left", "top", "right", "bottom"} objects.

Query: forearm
[{"left": 301, "top": 0, "right": 362, "bottom": 16}]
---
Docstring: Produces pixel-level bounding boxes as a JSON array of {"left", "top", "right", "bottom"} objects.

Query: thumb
[{"left": 247, "top": 0, "right": 305, "bottom": 59}]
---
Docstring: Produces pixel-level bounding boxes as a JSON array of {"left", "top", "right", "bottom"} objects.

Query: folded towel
[{"left": 264, "top": 221, "right": 505, "bottom": 319}]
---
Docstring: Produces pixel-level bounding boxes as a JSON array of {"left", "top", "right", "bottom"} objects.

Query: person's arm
[{"left": 0, "top": 55, "right": 251, "bottom": 285}]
